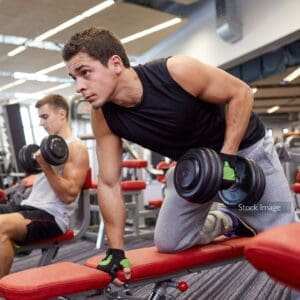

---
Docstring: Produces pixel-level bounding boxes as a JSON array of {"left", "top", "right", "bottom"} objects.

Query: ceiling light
[
  {"left": 36, "top": 62, "right": 66, "bottom": 75},
  {"left": 7, "top": 0, "right": 115, "bottom": 57},
  {"left": 1, "top": 34, "right": 63, "bottom": 52},
  {"left": 267, "top": 106, "right": 280, "bottom": 114},
  {"left": 283, "top": 67, "right": 300, "bottom": 82},
  {"left": 7, "top": 46, "right": 27, "bottom": 57},
  {"left": 2, "top": 83, "right": 73, "bottom": 104},
  {"left": 0, "top": 62, "right": 67, "bottom": 92},
  {"left": 0, "top": 80, "right": 26, "bottom": 92},
  {"left": 121, "top": 17, "right": 182, "bottom": 44},
  {"left": 3, "top": 71, "right": 72, "bottom": 83}
]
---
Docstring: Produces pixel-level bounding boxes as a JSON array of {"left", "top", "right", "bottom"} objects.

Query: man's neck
[
  {"left": 57, "top": 126, "right": 72, "bottom": 140},
  {"left": 111, "top": 68, "right": 143, "bottom": 107}
]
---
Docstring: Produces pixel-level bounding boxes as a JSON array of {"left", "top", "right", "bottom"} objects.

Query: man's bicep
[
  {"left": 198, "top": 65, "right": 248, "bottom": 103},
  {"left": 63, "top": 143, "right": 89, "bottom": 189},
  {"left": 168, "top": 56, "right": 247, "bottom": 104}
]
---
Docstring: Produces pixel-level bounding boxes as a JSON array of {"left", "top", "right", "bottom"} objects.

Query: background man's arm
[{"left": 35, "top": 141, "right": 89, "bottom": 204}]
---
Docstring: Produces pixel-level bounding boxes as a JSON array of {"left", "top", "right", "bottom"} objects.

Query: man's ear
[
  {"left": 58, "top": 108, "right": 66, "bottom": 120},
  {"left": 110, "top": 55, "right": 123, "bottom": 74}
]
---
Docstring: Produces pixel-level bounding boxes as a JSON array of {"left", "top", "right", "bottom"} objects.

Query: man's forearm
[
  {"left": 221, "top": 86, "right": 253, "bottom": 154},
  {"left": 98, "top": 184, "right": 126, "bottom": 249},
  {"left": 42, "top": 166, "right": 78, "bottom": 203}
]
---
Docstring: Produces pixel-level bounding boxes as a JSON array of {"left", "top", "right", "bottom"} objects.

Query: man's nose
[
  {"left": 39, "top": 119, "right": 44, "bottom": 126},
  {"left": 75, "top": 78, "right": 86, "bottom": 93}
]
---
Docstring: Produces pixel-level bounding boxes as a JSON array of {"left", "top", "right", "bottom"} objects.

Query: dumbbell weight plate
[
  {"left": 244, "top": 158, "right": 266, "bottom": 206},
  {"left": 200, "top": 148, "right": 223, "bottom": 201},
  {"left": 174, "top": 148, "right": 221, "bottom": 203},
  {"left": 217, "top": 156, "right": 255, "bottom": 208},
  {"left": 18, "top": 144, "right": 41, "bottom": 174},
  {"left": 257, "top": 160, "right": 266, "bottom": 201},
  {"left": 40, "top": 135, "right": 69, "bottom": 166}
]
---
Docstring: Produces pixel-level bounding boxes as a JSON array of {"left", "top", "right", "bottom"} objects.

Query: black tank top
[{"left": 102, "top": 58, "right": 265, "bottom": 161}]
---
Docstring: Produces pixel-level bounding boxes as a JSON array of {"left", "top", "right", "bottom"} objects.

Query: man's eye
[{"left": 82, "top": 70, "right": 90, "bottom": 77}]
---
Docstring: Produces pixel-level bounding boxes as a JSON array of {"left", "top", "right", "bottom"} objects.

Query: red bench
[
  {"left": 245, "top": 222, "right": 300, "bottom": 291},
  {"left": 0, "top": 237, "right": 250, "bottom": 300}
]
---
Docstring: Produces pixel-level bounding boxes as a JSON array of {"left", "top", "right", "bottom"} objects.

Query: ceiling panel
[
  {"left": 0, "top": 0, "right": 298, "bottom": 118},
  {"left": 252, "top": 65, "right": 300, "bottom": 115},
  {"left": 0, "top": 0, "right": 187, "bottom": 104},
  {"left": 0, "top": 48, "right": 62, "bottom": 73},
  {"left": 0, "top": 0, "right": 102, "bottom": 38}
]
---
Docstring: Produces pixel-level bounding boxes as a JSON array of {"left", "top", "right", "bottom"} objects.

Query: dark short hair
[
  {"left": 62, "top": 27, "right": 130, "bottom": 68},
  {"left": 35, "top": 94, "right": 69, "bottom": 119}
]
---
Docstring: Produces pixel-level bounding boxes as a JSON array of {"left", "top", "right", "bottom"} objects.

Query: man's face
[
  {"left": 67, "top": 52, "right": 118, "bottom": 109},
  {"left": 38, "top": 104, "right": 64, "bottom": 135}
]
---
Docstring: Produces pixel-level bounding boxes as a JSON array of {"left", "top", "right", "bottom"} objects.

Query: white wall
[{"left": 139, "top": 0, "right": 300, "bottom": 67}]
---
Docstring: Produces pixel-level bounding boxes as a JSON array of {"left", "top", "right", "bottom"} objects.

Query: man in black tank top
[{"left": 63, "top": 27, "right": 296, "bottom": 285}]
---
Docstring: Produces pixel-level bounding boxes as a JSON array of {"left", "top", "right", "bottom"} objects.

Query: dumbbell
[
  {"left": 173, "top": 148, "right": 266, "bottom": 208},
  {"left": 19, "top": 135, "right": 69, "bottom": 174}
]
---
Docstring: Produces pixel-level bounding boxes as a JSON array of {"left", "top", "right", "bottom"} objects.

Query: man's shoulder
[{"left": 142, "top": 57, "right": 170, "bottom": 68}]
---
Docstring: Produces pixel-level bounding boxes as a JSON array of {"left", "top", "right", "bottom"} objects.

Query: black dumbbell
[
  {"left": 174, "top": 148, "right": 266, "bottom": 208},
  {"left": 19, "top": 135, "right": 69, "bottom": 174},
  {"left": 174, "top": 148, "right": 223, "bottom": 203},
  {"left": 217, "top": 156, "right": 266, "bottom": 208}
]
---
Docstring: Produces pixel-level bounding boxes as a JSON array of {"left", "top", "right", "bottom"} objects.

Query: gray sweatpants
[{"left": 154, "top": 135, "right": 297, "bottom": 252}]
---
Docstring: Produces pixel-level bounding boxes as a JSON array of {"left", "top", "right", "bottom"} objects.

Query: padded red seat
[
  {"left": 0, "top": 237, "right": 250, "bottom": 300},
  {"left": 82, "top": 168, "right": 97, "bottom": 189},
  {"left": 293, "top": 182, "right": 300, "bottom": 193},
  {"left": 148, "top": 199, "right": 163, "bottom": 207},
  {"left": 245, "top": 223, "right": 300, "bottom": 291},
  {"left": 0, "top": 188, "right": 6, "bottom": 203},
  {"left": 121, "top": 180, "right": 146, "bottom": 191},
  {"left": 122, "top": 159, "right": 148, "bottom": 168},
  {"left": 0, "top": 262, "right": 108, "bottom": 300},
  {"left": 296, "top": 170, "right": 300, "bottom": 182},
  {"left": 156, "top": 161, "right": 174, "bottom": 183},
  {"left": 30, "top": 229, "right": 74, "bottom": 245},
  {"left": 85, "top": 237, "right": 249, "bottom": 282},
  {"left": 84, "top": 172, "right": 146, "bottom": 191}
]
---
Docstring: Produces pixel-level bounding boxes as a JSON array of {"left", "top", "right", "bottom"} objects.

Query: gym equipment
[
  {"left": 174, "top": 148, "right": 223, "bottom": 203},
  {"left": 18, "top": 135, "right": 69, "bottom": 174},
  {"left": 0, "top": 236, "right": 250, "bottom": 300},
  {"left": 218, "top": 156, "right": 266, "bottom": 208},
  {"left": 282, "top": 135, "right": 300, "bottom": 185},
  {"left": 0, "top": 188, "right": 6, "bottom": 203},
  {"left": 245, "top": 222, "right": 300, "bottom": 291},
  {"left": 174, "top": 148, "right": 266, "bottom": 208}
]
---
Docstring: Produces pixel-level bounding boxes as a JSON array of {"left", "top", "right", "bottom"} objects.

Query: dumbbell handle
[
  {"left": 18, "top": 144, "right": 41, "bottom": 174},
  {"left": 19, "top": 135, "right": 68, "bottom": 174},
  {"left": 219, "top": 153, "right": 238, "bottom": 189}
]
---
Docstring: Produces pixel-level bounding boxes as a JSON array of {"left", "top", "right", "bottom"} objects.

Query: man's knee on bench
[{"left": 154, "top": 211, "right": 235, "bottom": 253}]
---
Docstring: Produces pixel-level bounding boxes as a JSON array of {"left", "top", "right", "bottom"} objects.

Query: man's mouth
[{"left": 85, "top": 94, "right": 95, "bottom": 102}]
